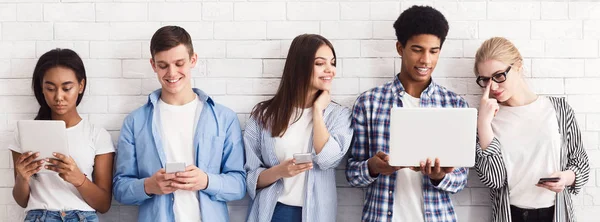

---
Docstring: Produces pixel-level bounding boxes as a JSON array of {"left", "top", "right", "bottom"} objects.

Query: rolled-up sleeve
[
  {"left": 243, "top": 117, "right": 268, "bottom": 199},
  {"left": 562, "top": 101, "right": 590, "bottom": 195},
  {"left": 313, "top": 107, "right": 353, "bottom": 170}
]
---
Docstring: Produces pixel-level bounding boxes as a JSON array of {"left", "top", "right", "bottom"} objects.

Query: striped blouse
[
  {"left": 243, "top": 103, "right": 353, "bottom": 222},
  {"left": 475, "top": 96, "right": 590, "bottom": 222}
]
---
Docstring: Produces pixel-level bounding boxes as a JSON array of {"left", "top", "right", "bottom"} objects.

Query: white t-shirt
[
  {"left": 8, "top": 119, "right": 115, "bottom": 212},
  {"left": 274, "top": 108, "right": 313, "bottom": 207},
  {"left": 392, "top": 93, "right": 425, "bottom": 222},
  {"left": 158, "top": 96, "right": 203, "bottom": 222},
  {"left": 492, "top": 96, "right": 561, "bottom": 209}
]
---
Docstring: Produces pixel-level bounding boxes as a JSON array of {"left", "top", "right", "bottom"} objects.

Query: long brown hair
[{"left": 251, "top": 34, "right": 336, "bottom": 137}]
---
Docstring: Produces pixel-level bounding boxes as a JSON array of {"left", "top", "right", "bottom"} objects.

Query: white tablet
[
  {"left": 388, "top": 108, "right": 477, "bottom": 167},
  {"left": 17, "top": 120, "right": 69, "bottom": 173}
]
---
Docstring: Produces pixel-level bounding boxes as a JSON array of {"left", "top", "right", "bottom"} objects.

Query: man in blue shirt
[{"left": 113, "top": 26, "right": 246, "bottom": 222}]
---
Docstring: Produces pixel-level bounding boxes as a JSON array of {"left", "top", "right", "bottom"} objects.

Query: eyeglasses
[{"left": 476, "top": 65, "right": 512, "bottom": 88}]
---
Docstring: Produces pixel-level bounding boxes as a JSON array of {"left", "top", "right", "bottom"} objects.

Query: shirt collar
[
  {"left": 392, "top": 74, "right": 437, "bottom": 98},
  {"left": 148, "top": 88, "right": 214, "bottom": 107}
]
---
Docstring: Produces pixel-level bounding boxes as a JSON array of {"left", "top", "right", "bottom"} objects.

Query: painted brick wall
[{"left": 1, "top": 0, "right": 599, "bottom": 221}]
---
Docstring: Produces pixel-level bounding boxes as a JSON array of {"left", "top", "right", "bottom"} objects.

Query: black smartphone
[{"left": 537, "top": 177, "right": 560, "bottom": 184}]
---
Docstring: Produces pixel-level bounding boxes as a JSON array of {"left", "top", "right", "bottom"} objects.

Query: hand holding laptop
[
  {"left": 367, "top": 151, "right": 403, "bottom": 177},
  {"left": 410, "top": 158, "right": 454, "bottom": 181}
]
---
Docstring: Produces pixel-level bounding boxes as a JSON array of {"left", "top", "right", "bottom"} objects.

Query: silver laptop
[{"left": 388, "top": 108, "right": 477, "bottom": 167}]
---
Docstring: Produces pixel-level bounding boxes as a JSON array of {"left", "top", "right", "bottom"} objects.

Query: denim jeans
[
  {"left": 24, "top": 210, "right": 98, "bottom": 222},
  {"left": 271, "top": 202, "right": 302, "bottom": 222}
]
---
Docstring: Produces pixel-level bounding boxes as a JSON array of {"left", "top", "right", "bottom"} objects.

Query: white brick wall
[{"left": 1, "top": 1, "right": 600, "bottom": 222}]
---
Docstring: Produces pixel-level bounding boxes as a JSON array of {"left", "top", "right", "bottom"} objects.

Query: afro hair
[{"left": 393, "top": 5, "right": 449, "bottom": 48}]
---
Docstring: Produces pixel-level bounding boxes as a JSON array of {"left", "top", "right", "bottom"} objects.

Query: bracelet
[{"left": 75, "top": 174, "right": 87, "bottom": 188}]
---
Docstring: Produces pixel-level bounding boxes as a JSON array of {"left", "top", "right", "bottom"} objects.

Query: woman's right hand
[
  {"left": 276, "top": 158, "right": 313, "bottom": 178},
  {"left": 478, "top": 81, "right": 499, "bottom": 127},
  {"left": 15, "top": 152, "right": 44, "bottom": 183}
]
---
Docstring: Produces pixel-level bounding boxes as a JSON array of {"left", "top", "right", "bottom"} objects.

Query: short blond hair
[{"left": 474, "top": 37, "right": 523, "bottom": 75}]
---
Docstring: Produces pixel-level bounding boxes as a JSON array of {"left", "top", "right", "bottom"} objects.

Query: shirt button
[
  {"left": 388, "top": 211, "right": 392, "bottom": 216},
  {"left": 389, "top": 191, "right": 393, "bottom": 194},
  {"left": 425, "top": 211, "right": 431, "bottom": 215},
  {"left": 172, "top": 198, "right": 174, "bottom": 201}
]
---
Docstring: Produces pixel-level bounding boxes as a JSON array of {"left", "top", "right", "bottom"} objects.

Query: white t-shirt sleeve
[
  {"left": 93, "top": 127, "right": 115, "bottom": 155},
  {"left": 8, "top": 126, "right": 22, "bottom": 153}
]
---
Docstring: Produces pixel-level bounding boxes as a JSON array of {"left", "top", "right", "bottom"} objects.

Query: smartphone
[
  {"left": 537, "top": 177, "right": 560, "bottom": 184},
  {"left": 166, "top": 162, "right": 186, "bottom": 174},
  {"left": 293, "top": 153, "right": 313, "bottom": 164}
]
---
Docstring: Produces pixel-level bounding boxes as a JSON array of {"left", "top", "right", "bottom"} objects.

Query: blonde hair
[{"left": 474, "top": 37, "right": 523, "bottom": 76}]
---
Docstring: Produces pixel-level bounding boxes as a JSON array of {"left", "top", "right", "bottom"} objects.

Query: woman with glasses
[{"left": 473, "top": 37, "right": 590, "bottom": 222}]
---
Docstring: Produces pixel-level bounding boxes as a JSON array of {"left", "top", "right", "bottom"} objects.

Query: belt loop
[
  {"left": 41, "top": 210, "right": 47, "bottom": 222},
  {"left": 76, "top": 211, "right": 86, "bottom": 222}
]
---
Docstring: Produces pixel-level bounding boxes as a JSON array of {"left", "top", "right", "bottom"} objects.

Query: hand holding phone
[
  {"left": 166, "top": 162, "right": 186, "bottom": 174},
  {"left": 293, "top": 153, "right": 312, "bottom": 164},
  {"left": 537, "top": 177, "right": 560, "bottom": 184}
]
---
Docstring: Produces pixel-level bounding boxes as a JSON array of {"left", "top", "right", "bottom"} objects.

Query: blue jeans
[
  {"left": 24, "top": 210, "right": 98, "bottom": 222},
  {"left": 271, "top": 202, "right": 302, "bottom": 222}
]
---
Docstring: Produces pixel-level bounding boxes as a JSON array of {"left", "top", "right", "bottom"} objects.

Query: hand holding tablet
[{"left": 17, "top": 120, "right": 70, "bottom": 173}]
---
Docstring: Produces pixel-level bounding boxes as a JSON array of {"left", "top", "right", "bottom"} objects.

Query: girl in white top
[
  {"left": 9, "top": 49, "right": 115, "bottom": 222},
  {"left": 474, "top": 37, "right": 590, "bottom": 222},
  {"left": 244, "top": 34, "right": 353, "bottom": 222}
]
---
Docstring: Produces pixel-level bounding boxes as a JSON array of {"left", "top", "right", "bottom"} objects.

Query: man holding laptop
[
  {"left": 346, "top": 6, "right": 471, "bottom": 222},
  {"left": 112, "top": 26, "right": 246, "bottom": 222}
]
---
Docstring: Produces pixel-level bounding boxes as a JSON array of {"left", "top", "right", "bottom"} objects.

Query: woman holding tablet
[
  {"left": 244, "top": 34, "right": 353, "bottom": 222},
  {"left": 474, "top": 37, "right": 590, "bottom": 222},
  {"left": 9, "top": 49, "right": 115, "bottom": 221}
]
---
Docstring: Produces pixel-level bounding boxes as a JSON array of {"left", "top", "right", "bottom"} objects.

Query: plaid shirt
[{"left": 346, "top": 75, "right": 469, "bottom": 222}]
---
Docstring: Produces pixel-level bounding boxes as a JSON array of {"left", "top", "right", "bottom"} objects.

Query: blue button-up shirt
[
  {"left": 346, "top": 76, "right": 469, "bottom": 222},
  {"left": 112, "top": 88, "right": 246, "bottom": 222}
]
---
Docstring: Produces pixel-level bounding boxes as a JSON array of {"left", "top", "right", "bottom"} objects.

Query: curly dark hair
[{"left": 393, "top": 5, "right": 449, "bottom": 48}]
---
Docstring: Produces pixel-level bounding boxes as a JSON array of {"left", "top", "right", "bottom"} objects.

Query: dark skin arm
[
  {"left": 45, "top": 152, "right": 114, "bottom": 213},
  {"left": 367, "top": 152, "right": 453, "bottom": 185}
]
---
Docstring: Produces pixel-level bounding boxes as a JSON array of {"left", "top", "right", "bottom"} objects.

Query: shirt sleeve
[
  {"left": 8, "top": 126, "right": 22, "bottom": 153},
  {"left": 313, "top": 106, "right": 353, "bottom": 170},
  {"left": 243, "top": 116, "right": 267, "bottom": 199},
  {"left": 112, "top": 115, "right": 153, "bottom": 205},
  {"left": 201, "top": 110, "right": 247, "bottom": 201},
  {"left": 94, "top": 126, "right": 116, "bottom": 155},
  {"left": 561, "top": 99, "right": 590, "bottom": 195},
  {"left": 346, "top": 96, "right": 378, "bottom": 187}
]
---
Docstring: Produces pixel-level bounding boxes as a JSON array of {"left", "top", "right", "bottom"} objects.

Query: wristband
[{"left": 75, "top": 174, "right": 87, "bottom": 188}]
